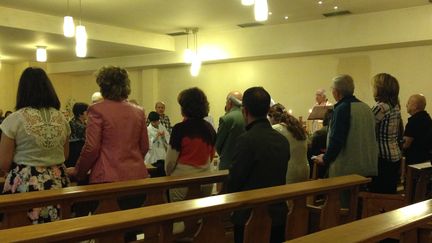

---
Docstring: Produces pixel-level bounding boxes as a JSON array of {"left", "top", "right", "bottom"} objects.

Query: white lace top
[{"left": 0, "top": 107, "right": 70, "bottom": 166}]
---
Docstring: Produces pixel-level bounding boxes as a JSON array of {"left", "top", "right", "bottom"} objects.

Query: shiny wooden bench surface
[
  {"left": 0, "top": 174, "right": 370, "bottom": 243},
  {"left": 0, "top": 170, "right": 228, "bottom": 229},
  {"left": 287, "top": 199, "right": 432, "bottom": 243}
]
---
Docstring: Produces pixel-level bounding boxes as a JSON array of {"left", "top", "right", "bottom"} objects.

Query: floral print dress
[{"left": 1, "top": 107, "right": 70, "bottom": 224}]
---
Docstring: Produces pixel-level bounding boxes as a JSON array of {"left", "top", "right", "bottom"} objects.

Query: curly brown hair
[
  {"left": 96, "top": 66, "right": 131, "bottom": 101},
  {"left": 177, "top": 87, "right": 209, "bottom": 119},
  {"left": 270, "top": 103, "right": 306, "bottom": 141},
  {"left": 281, "top": 113, "right": 307, "bottom": 141}
]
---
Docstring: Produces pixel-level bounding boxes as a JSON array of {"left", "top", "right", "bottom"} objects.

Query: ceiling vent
[
  {"left": 238, "top": 22, "right": 264, "bottom": 28},
  {"left": 167, "top": 31, "right": 188, "bottom": 36},
  {"left": 323, "top": 10, "right": 352, "bottom": 17}
]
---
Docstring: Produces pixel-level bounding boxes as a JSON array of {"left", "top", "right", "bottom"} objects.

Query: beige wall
[
  {"left": 157, "top": 45, "right": 432, "bottom": 125},
  {"left": 0, "top": 63, "right": 16, "bottom": 112},
  {"left": 1, "top": 45, "right": 431, "bottom": 127}
]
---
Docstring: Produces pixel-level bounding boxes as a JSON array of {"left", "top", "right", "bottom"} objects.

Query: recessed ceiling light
[
  {"left": 318, "top": 1, "right": 323, "bottom": 4},
  {"left": 284, "top": 16, "right": 289, "bottom": 20},
  {"left": 268, "top": 12, "right": 272, "bottom": 15},
  {"left": 334, "top": 6, "right": 338, "bottom": 10}
]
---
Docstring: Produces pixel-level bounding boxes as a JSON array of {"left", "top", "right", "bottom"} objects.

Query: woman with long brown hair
[{"left": 269, "top": 104, "right": 309, "bottom": 183}]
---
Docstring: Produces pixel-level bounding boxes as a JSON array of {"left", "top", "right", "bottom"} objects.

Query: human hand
[
  {"left": 312, "top": 154, "right": 325, "bottom": 165},
  {"left": 66, "top": 167, "right": 77, "bottom": 177}
]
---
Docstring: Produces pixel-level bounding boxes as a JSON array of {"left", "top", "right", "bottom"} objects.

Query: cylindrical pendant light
[
  {"left": 75, "top": 0, "right": 87, "bottom": 57},
  {"left": 63, "top": 16, "right": 75, "bottom": 37},
  {"left": 75, "top": 25, "right": 87, "bottom": 57},
  {"left": 254, "top": 0, "right": 269, "bottom": 22},
  {"left": 75, "top": 42, "right": 87, "bottom": 58},
  {"left": 63, "top": 0, "right": 75, "bottom": 37},
  {"left": 241, "top": 0, "right": 255, "bottom": 6},
  {"left": 36, "top": 46, "right": 47, "bottom": 62},
  {"left": 190, "top": 29, "right": 201, "bottom": 77},
  {"left": 184, "top": 48, "right": 194, "bottom": 64},
  {"left": 190, "top": 55, "right": 202, "bottom": 77},
  {"left": 75, "top": 25, "right": 87, "bottom": 44}
]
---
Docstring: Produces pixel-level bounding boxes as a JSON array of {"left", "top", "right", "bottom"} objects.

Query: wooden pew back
[
  {"left": 0, "top": 170, "right": 228, "bottom": 229},
  {"left": 0, "top": 174, "right": 370, "bottom": 243},
  {"left": 360, "top": 161, "right": 432, "bottom": 218},
  {"left": 287, "top": 199, "right": 432, "bottom": 243}
]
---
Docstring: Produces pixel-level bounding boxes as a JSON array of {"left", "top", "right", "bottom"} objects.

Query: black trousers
[{"left": 370, "top": 158, "right": 401, "bottom": 194}]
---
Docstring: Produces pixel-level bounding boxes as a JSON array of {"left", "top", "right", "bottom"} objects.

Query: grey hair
[
  {"left": 332, "top": 74, "right": 355, "bottom": 97},
  {"left": 228, "top": 95, "right": 242, "bottom": 107}
]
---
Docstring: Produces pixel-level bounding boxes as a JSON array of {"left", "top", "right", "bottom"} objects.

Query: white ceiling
[{"left": 0, "top": 0, "right": 430, "bottom": 63}]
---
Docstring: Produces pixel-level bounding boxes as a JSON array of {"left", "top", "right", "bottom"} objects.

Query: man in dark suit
[{"left": 228, "top": 86, "right": 290, "bottom": 243}]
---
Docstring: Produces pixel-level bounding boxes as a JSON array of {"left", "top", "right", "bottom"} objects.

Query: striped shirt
[{"left": 372, "top": 102, "right": 402, "bottom": 162}]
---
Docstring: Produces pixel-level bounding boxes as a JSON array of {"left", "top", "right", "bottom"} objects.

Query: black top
[
  {"left": 227, "top": 118, "right": 290, "bottom": 225},
  {"left": 169, "top": 118, "right": 216, "bottom": 151},
  {"left": 404, "top": 111, "right": 432, "bottom": 164}
]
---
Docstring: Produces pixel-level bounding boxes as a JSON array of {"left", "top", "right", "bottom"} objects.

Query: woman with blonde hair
[
  {"left": 370, "top": 73, "right": 402, "bottom": 194},
  {"left": 269, "top": 105, "right": 309, "bottom": 184}
]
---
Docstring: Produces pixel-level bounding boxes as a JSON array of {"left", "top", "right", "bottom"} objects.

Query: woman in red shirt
[{"left": 165, "top": 87, "right": 216, "bottom": 202}]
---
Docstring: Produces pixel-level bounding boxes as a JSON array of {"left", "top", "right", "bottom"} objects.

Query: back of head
[
  {"left": 16, "top": 67, "right": 60, "bottom": 110},
  {"left": 227, "top": 91, "right": 243, "bottom": 107},
  {"left": 96, "top": 66, "right": 131, "bottom": 101},
  {"left": 72, "top": 102, "right": 89, "bottom": 118},
  {"left": 91, "top": 92, "right": 103, "bottom": 103},
  {"left": 177, "top": 87, "right": 209, "bottom": 119},
  {"left": 268, "top": 103, "right": 286, "bottom": 123},
  {"left": 410, "top": 94, "right": 427, "bottom": 111},
  {"left": 148, "top": 111, "right": 160, "bottom": 122},
  {"left": 332, "top": 74, "right": 355, "bottom": 97},
  {"left": 373, "top": 73, "right": 400, "bottom": 106},
  {"left": 243, "top": 87, "right": 271, "bottom": 118}
]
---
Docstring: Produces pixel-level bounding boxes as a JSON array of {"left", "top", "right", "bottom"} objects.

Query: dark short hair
[
  {"left": 16, "top": 67, "right": 60, "bottom": 110},
  {"left": 243, "top": 87, "right": 270, "bottom": 118},
  {"left": 96, "top": 66, "right": 131, "bottom": 101},
  {"left": 72, "top": 102, "right": 89, "bottom": 118},
  {"left": 148, "top": 111, "right": 160, "bottom": 122},
  {"left": 177, "top": 87, "right": 209, "bottom": 119}
]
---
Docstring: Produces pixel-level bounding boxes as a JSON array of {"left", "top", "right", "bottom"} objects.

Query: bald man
[
  {"left": 403, "top": 94, "right": 432, "bottom": 164},
  {"left": 216, "top": 91, "right": 245, "bottom": 170}
]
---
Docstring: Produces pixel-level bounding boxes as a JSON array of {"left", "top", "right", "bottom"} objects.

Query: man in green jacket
[{"left": 216, "top": 91, "right": 245, "bottom": 170}]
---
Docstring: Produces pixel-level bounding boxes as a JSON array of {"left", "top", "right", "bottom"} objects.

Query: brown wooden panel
[
  {"left": 287, "top": 200, "right": 432, "bottom": 243},
  {"left": 0, "top": 174, "right": 370, "bottom": 242}
]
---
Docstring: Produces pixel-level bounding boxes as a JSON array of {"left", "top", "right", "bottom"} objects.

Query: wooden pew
[
  {"left": 0, "top": 176, "right": 4, "bottom": 191},
  {"left": 360, "top": 161, "right": 432, "bottom": 218},
  {"left": 0, "top": 174, "right": 370, "bottom": 243},
  {"left": 286, "top": 199, "right": 432, "bottom": 243},
  {"left": 0, "top": 170, "right": 228, "bottom": 229}
]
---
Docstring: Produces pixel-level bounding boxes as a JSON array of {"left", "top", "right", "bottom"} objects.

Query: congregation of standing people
[{"left": 0, "top": 65, "right": 431, "bottom": 243}]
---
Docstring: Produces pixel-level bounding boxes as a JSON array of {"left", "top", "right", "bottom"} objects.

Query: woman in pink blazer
[
  {"left": 68, "top": 67, "right": 149, "bottom": 233},
  {"left": 70, "top": 66, "right": 149, "bottom": 184}
]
